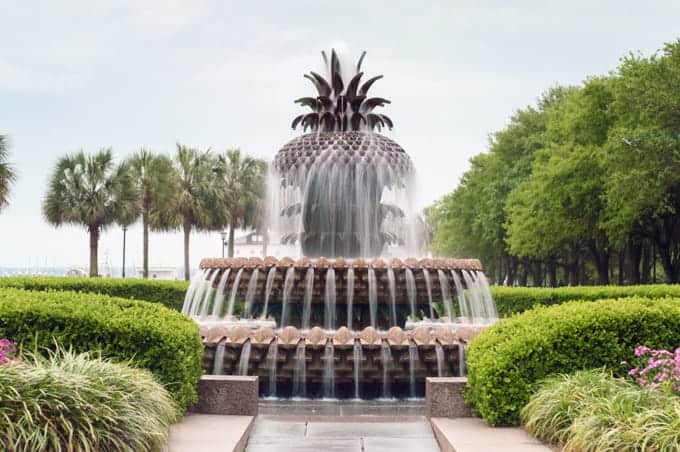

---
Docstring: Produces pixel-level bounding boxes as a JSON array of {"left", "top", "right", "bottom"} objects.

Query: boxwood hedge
[
  {"left": 0, "top": 276, "right": 188, "bottom": 311},
  {"left": 491, "top": 284, "right": 680, "bottom": 316},
  {"left": 465, "top": 296, "right": 680, "bottom": 426},
  {"left": 0, "top": 288, "right": 202, "bottom": 411}
]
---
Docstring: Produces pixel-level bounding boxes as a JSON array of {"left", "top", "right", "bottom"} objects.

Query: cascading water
[
  {"left": 237, "top": 340, "right": 252, "bottom": 376},
  {"left": 381, "top": 341, "right": 393, "bottom": 399},
  {"left": 462, "top": 270, "right": 483, "bottom": 324},
  {"left": 292, "top": 342, "right": 307, "bottom": 398},
  {"left": 408, "top": 341, "right": 418, "bottom": 398},
  {"left": 266, "top": 341, "right": 278, "bottom": 397},
  {"left": 212, "top": 268, "right": 231, "bottom": 317},
  {"left": 434, "top": 343, "right": 445, "bottom": 377},
  {"left": 189, "top": 269, "right": 212, "bottom": 316},
  {"left": 322, "top": 342, "right": 335, "bottom": 399},
  {"left": 280, "top": 267, "right": 295, "bottom": 327},
  {"left": 346, "top": 267, "right": 355, "bottom": 330},
  {"left": 182, "top": 269, "right": 205, "bottom": 313},
  {"left": 244, "top": 269, "right": 259, "bottom": 318},
  {"left": 368, "top": 267, "right": 377, "bottom": 328},
  {"left": 451, "top": 270, "right": 470, "bottom": 322},
  {"left": 325, "top": 268, "right": 336, "bottom": 330},
  {"left": 261, "top": 267, "right": 277, "bottom": 319},
  {"left": 353, "top": 340, "right": 362, "bottom": 400},
  {"left": 474, "top": 270, "right": 498, "bottom": 322},
  {"left": 422, "top": 269, "right": 434, "bottom": 319},
  {"left": 387, "top": 267, "right": 397, "bottom": 325},
  {"left": 199, "top": 269, "right": 220, "bottom": 317},
  {"left": 227, "top": 268, "right": 244, "bottom": 318},
  {"left": 302, "top": 268, "right": 314, "bottom": 330},
  {"left": 458, "top": 344, "right": 466, "bottom": 377},
  {"left": 437, "top": 269, "right": 453, "bottom": 320},
  {"left": 405, "top": 268, "right": 417, "bottom": 320},
  {"left": 213, "top": 342, "right": 226, "bottom": 375}
]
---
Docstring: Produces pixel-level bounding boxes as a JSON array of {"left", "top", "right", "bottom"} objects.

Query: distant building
[
  {"left": 232, "top": 231, "right": 294, "bottom": 258},
  {"left": 136, "top": 267, "right": 177, "bottom": 280}
]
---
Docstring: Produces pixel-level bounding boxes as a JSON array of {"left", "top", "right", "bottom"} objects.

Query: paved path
[
  {"left": 430, "top": 417, "right": 552, "bottom": 452},
  {"left": 168, "top": 414, "right": 254, "bottom": 452},
  {"left": 245, "top": 416, "right": 441, "bottom": 452}
]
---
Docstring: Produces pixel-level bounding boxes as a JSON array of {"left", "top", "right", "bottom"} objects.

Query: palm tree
[
  {"left": 214, "top": 149, "right": 267, "bottom": 257},
  {"left": 0, "top": 135, "right": 16, "bottom": 213},
  {"left": 174, "top": 144, "right": 218, "bottom": 280},
  {"left": 43, "top": 149, "right": 140, "bottom": 277},
  {"left": 127, "top": 150, "right": 179, "bottom": 278}
]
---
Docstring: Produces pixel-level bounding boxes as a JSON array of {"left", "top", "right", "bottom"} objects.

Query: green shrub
[
  {"left": 0, "top": 287, "right": 202, "bottom": 410},
  {"left": 0, "top": 276, "right": 188, "bottom": 311},
  {"left": 0, "top": 348, "right": 179, "bottom": 452},
  {"left": 465, "top": 296, "right": 680, "bottom": 426},
  {"left": 491, "top": 284, "right": 680, "bottom": 316},
  {"left": 522, "top": 370, "right": 680, "bottom": 451}
]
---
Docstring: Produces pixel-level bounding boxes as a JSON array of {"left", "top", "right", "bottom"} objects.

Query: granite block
[
  {"left": 426, "top": 377, "right": 472, "bottom": 418},
  {"left": 191, "top": 375, "right": 258, "bottom": 416}
]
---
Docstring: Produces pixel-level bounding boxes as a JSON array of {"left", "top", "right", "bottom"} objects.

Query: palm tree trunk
[
  {"left": 183, "top": 221, "right": 191, "bottom": 281},
  {"left": 143, "top": 212, "right": 149, "bottom": 279},
  {"left": 228, "top": 223, "right": 235, "bottom": 257},
  {"left": 89, "top": 224, "right": 99, "bottom": 277}
]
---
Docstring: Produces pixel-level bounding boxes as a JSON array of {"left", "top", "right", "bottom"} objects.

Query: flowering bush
[
  {"left": 0, "top": 339, "right": 17, "bottom": 364},
  {"left": 628, "top": 345, "right": 680, "bottom": 393}
]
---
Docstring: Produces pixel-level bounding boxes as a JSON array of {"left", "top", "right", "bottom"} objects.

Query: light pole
[
  {"left": 122, "top": 226, "right": 127, "bottom": 278},
  {"left": 220, "top": 231, "right": 227, "bottom": 258}
]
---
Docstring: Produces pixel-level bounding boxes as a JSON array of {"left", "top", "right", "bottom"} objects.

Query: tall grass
[
  {"left": 522, "top": 369, "right": 680, "bottom": 451},
  {"left": 0, "top": 348, "right": 179, "bottom": 452}
]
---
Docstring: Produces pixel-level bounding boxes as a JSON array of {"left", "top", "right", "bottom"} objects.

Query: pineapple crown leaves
[{"left": 291, "top": 49, "right": 394, "bottom": 133}]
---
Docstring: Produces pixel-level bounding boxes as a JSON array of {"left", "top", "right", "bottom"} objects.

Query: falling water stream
[
  {"left": 237, "top": 340, "right": 251, "bottom": 375},
  {"left": 322, "top": 342, "right": 335, "bottom": 399},
  {"left": 280, "top": 267, "right": 296, "bottom": 327},
  {"left": 408, "top": 341, "right": 418, "bottom": 398},
  {"left": 266, "top": 341, "right": 278, "bottom": 397},
  {"left": 405, "top": 268, "right": 416, "bottom": 320},
  {"left": 353, "top": 341, "right": 362, "bottom": 400},
  {"left": 244, "top": 269, "right": 259, "bottom": 318},
  {"left": 227, "top": 268, "right": 244, "bottom": 318},
  {"left": 325, "top": 268, "right": 336, "bottom": 330},
  {"left": 346, "top": 267, "right": 355, "bottom": 330},
  {"left": 261, "top": 267, "right": 277, "bottom": 319},
  {"left": 381, "top": 341, "right": 393, "bottom": 399},
  {"left": 437, "top": 269, "right": 453, "bottom": 320},
  {"left": 212, "top": 269, "right": 231, "bottom": 317},
  {"left": 422, "top": 269, "right": 434, "bottom": 319},
  {"left": 302, "top": 268, "right": 314, "bottom": 330},
  {"left": 292, "top": 342, "right": 307, "bottom": 398},
  {"left": 213, "top": 342, "right": 226, "bottom": 375},
  {"left": 435, "top": 343, "right": 445, "bottom": 377},
  {"left": 387, "top": 267, "right": 397, "bottom": 325},
  {"left": 368, "top": 268, "right": 377, "bottom": 328}
]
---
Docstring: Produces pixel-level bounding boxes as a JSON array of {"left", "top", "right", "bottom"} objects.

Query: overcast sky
[{"left": 1, "top": 1, "right": 679, "bottom": 270}]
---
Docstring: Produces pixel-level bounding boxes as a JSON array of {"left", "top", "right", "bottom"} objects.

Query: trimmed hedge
[
  {"left": 465, "top": 296, "right": 680, "bottom": 426},
  {"left": 0, "top": 276, "right": 188, "bottom": 311},
  {"left": 0, "top": 287, "right": 202, "bottom": 411},
  {"left": 491, "top": 284, "right": 680, "bottom": 316}
]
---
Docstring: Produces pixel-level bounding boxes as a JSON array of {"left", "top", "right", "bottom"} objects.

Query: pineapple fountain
[{"left": 182, "top": 50, "right": 498, "bottom": 399}]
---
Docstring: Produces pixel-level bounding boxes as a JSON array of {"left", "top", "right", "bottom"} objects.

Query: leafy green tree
[
  {"left": 506, "top": 79, "right": 616, "bottom": 285},
  {"left": 0, "top": 135, "right": 16, "bottom": 213},
  {"left": 212, "top": 149, "right": 267, "bottom": 257},
  {"left": 126, "top": 150, "right": 180, "bottom": 278},
  {"left": 43, "top": 149, "right": 140, "bottom": 277},
  {"left": 173, "top": 145, "right": 218, "bottom": 280},
  {"left": 604, "top": 40, "right": 680, "bottom": 282}
]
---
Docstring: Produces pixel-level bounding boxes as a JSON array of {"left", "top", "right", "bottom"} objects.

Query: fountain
[{"left": 187, "top": 49, "right": 497, "bottom": 399}]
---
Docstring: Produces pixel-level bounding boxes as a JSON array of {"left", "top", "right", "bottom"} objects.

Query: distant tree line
[
  {"left": 42, "top": 145, "right": 267, "bottom": 279},
  {"left": 427, "top": 39, "right": 680, "bottom": 286}
]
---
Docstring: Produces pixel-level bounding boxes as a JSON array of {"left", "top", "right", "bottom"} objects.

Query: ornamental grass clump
[
  {"left": 522, "top": 369, "right": 680, "bottom": 451},
  {"left": 0, "top": 348, "right": 179, "bottom": 452}
]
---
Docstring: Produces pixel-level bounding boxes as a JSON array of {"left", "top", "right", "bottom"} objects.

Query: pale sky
[{"left": 1, "top": 1, "right": 678, "bottom": 270}]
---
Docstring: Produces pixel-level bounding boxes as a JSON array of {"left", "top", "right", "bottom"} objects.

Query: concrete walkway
[
  {"left": 430, "top": 417, "right": 552, "bottom": 452},
  {"left": 245, "top": 416, "right": 441, "bottom": 452},
  {"left": 168, "top": 414, "right": 254, "bottom": 452}
]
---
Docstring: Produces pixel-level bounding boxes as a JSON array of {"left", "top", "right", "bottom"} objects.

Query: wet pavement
[
  {"left": 245, "top": 416, "right": 440, "bottom": 452},
  {"left": 257, "top": 398, "right": 427, "bottom": 417}
]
